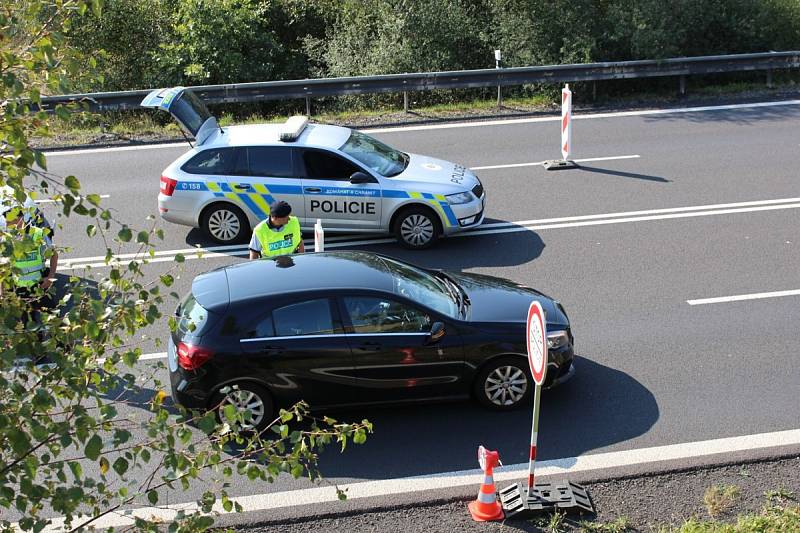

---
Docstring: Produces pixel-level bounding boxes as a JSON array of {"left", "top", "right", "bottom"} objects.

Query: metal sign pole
[{"left": 527, "top": 382, "right": 542, "bottom": 492}]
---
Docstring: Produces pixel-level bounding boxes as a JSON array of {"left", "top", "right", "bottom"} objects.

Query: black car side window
[
  {"left": 273, "top": 299, "right": 337, "bottom": 337},
  {"left": 343, "top": 297, "right": 430, "bottom": 334},
  {"left": 301, "top": 149, "right": 361, "bottom": 181}
]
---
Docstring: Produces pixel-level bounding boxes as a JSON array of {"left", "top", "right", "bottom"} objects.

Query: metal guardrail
[{"left": 40, "top": 51, "right": 800, "bottom": 112}]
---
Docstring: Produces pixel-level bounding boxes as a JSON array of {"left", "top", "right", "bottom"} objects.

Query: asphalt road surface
[{"left": 26, "top": 99, "right": 800, "bottom": 519}]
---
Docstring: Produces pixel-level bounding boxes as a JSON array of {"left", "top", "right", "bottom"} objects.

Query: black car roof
[{"left": 221, "top": 251, "right": 395, "bottom": 303}]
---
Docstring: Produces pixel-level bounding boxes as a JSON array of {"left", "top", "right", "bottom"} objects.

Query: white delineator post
[
  {"left": 314, "top": 219, "right": 324, "bottom": 252},
  {"left": 543, "top": 84, "right": 577, "bottom": 170},
  {"left": 561, "top": 83, "right": 572, "bottom": 161}
]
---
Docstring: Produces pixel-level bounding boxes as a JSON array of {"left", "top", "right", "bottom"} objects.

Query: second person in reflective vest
[{"left": 248, "top": 201, "right": 304, "bottom": 259}]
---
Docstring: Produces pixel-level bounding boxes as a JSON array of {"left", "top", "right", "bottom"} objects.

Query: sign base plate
[
  {"left": 499, "top": 481, "right": 594, "bottom": 520},
  {"left": 543, "top": 159, "right": 578, "bottom": 171}
]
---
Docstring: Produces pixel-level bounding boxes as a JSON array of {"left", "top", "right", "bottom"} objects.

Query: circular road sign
[{"left": 526, "top": 301, "right": 548, "bottom": 385}]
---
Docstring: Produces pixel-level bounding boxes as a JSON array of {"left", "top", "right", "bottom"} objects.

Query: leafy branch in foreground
[{"left": 1, "top": 2, "right": 372, "bottom": 532}]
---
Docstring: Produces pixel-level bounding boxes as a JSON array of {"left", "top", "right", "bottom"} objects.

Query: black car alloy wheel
[
  {"left": 474, "top": 356, "right": 532, "bottom": 410},
  {"left": 212, "top": 382, "right": 274, "bottom": 434}
]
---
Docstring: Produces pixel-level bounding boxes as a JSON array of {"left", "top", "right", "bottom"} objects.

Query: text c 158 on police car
[{"left": 310, "top": 200, "right": 377, "bottom": 215}]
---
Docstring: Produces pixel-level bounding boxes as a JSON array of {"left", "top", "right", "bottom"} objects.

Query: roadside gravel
[{"left": 245, "top": 456, "right": 800, "bottom": 532}]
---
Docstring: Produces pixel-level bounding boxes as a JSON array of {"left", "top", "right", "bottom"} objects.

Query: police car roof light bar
[{"left": 279, "top": 116, "right": 309, "bottom": 142}]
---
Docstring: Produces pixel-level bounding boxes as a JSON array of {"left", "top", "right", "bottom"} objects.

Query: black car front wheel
[
  {"left": 212, "top": 382, "right": 274, "bottom": 434},
  {"left": 474, "top": 356, "right": 532, "bottom": 410}
]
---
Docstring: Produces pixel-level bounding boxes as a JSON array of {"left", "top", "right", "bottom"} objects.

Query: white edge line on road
[
  {"left": 470, "top": 154, "right": 640, "bottom": 170},
  {"left": 45, "top": 99, "right": 800, "bottom": 156},
  {"left": 29, "top": 428, "right": 800, "bottom": 531},
  {"left": 60, "top": 198, "right": 800, "bottom": 270},
  {"left": 35, "top": 194, "right": 110, "bottom": 204},
  {"left": 687, "top": 289, "right": 800, "bottom": 306}
]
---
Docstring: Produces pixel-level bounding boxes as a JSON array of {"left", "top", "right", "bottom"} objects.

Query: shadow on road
[
  {"left": 577, "top": 165, "right": 670, "bottom": 184},
  {"left": 314, "top": 356, "right": 659, "bottom": 479},
  {"left": 361, "top": 224, "right": 545, "bottom": 271}
]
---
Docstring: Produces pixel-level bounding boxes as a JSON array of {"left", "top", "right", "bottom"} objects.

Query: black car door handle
[
  {"left": 262, "top": 345, "right": 284, "bottom": 355},
  {"left": 234, "top": 183, "right": 252, "bottom": 190},
  {"left": 304, "top": 187, "right": 321, "bottom": 193},
  {"left": 354, "top": 341, "right": 382, "bottom": 352}
]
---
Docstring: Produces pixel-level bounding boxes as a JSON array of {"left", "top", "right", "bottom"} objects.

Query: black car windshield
[
  {"left": 378, "top": 257, "right": 459, "bottom": 318},
  {"left": 339, "top": 130, "right": 409, "bottom": 177}
]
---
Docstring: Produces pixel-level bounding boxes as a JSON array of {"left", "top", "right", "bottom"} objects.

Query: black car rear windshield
[{"left": 176, "top": 292, "right": 216, "bottom": 334}]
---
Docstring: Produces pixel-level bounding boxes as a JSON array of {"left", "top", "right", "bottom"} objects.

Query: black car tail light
[{"left": 177, "top": 342, "right": 214, "bottom": 370}]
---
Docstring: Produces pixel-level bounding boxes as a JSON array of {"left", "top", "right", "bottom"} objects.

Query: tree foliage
[{"left": 1, "top": 2, "right": 371, "bottom": 532}]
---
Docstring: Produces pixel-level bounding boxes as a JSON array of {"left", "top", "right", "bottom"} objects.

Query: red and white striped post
[
  {"left": 544, "top": 84, "right": 577, "bottom": 170},
  {"left": 561, "top": 84, "right": 572, "bottom": 161}
]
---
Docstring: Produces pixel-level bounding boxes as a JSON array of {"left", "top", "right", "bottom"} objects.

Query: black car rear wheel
[
  {"left": 212, "top": 382, "right": 274, "bottom": 434},
  {"left": 474, "top": 357, "right": 532, "bottom": 410}
]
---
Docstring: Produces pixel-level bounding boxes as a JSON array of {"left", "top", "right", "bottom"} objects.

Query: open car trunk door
[{"left": 140, "top": 87, "right": 220, "bottom": 146}]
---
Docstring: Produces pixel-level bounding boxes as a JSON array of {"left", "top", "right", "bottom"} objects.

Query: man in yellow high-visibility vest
[
  {"left": 248, "top": 201, "right": 305, "bottom": 259},
  {"left": 1, "top": 205, "right": 59, "bottom": 308}
]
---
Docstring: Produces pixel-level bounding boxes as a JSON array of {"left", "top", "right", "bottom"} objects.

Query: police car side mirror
[{"left": 349, "top": 172, "right": 372, "bottom": 184}]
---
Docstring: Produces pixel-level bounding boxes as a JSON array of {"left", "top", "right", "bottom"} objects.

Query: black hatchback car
[{"left": 169, "top": 251, "right": 575, "bottom": 432}]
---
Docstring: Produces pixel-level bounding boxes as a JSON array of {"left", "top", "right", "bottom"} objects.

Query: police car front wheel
[
  {"left": 201, "top": 203, "right": 249, "bottom": 244},
  {"left": 394, "top": 206, "right": 440, "bottom": 249}
]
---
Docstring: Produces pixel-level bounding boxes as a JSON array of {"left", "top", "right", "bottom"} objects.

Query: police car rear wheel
[
  {"left": 395, "top": 207, "right": 440, "bottom": 249},
  {"left": 201, "top": 203, "right": 249, "bottom": 244}
]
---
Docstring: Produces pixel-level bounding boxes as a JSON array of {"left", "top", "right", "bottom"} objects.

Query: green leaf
[
  {"left": 87, "top": 194, "right": 102, "bottom": 206},
  {"left": 84, "top": 434, "right": 103, "bottom": 461},
  {"left": 86, "top": 224, "right": 97, "bottom": 237},
  {"left": 147, "top": 490, "right": 158, "bottom": 505},
  {"left": 64, "top": 175, "right": 81, "bottom": 192},
  {"left": 99, "top": 456, "right": 109, "bottom": 474},
  {"left": 174, "top": 253, "right": 185, "bottom": 263},
  {"left": 118, "top": 227, "right": 132, "bottom": 242},
  {"left": 7, "top": 429, "right": 31, "bottom": 457},
  {"left": 112, "top": 457, "right": 129, "bottom": 476},
  {"left": 136, "top": 231, "right": 149, "bottom": 244},
  {"left": 141, "top": 448, "right": 151, "bottom": 463},
  {"left": 160, "top": 274, "right": 174, "bottom": 287},
  {"left": 34, "top": 150, "right": 47, "bottom": 171}
]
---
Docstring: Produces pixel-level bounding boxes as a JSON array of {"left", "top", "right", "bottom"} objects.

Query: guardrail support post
[
  {"left": 305, "top": 97, "right": 311, "bottom": 117},
  {"left": 404, "top": 91, "right": 409, "bottom": 113},
  {"left": 767, "top": 69, "right": 773, "bottom": 88},
  {"left": 679, "top": 75, "right": 687, "bottom": 97}
]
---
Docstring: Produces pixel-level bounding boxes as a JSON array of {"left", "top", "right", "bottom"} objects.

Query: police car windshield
[
  {"left": 378, "top": 256, "right": 459, "bottom": 318},
  {"left": 340, "top": 131, "right": 409, "bottom": 177}
]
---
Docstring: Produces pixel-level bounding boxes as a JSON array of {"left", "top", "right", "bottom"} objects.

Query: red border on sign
[{"left": 526, "top": 301, "right": 548, "bottom": 385}]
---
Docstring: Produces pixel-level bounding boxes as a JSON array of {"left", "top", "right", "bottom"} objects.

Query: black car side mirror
[
  {"left": 428, "top": 322, "right": 445, "bottom": 344},
  {"left": 350, "top": 172, "right": 372, "bottom": 184}
]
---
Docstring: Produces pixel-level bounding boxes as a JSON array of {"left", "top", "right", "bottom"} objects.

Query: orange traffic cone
[{"left": 468, "top": 445, "right": 504, "bottom": 522}]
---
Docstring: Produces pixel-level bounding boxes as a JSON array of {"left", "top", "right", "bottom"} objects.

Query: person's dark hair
[{"left": 270, "top": 201, "right": 291, "bottom": 218}]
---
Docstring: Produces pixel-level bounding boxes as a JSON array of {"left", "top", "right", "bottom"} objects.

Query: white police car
[{"left": 141, "top": 87, "right": 485, "bottom": 249}]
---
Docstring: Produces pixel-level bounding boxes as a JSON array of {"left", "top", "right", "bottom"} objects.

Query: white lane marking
[
  {"left": 27, "top": 428, "right": 800, "bottom": 531},
  {"left": 60, "top": 197, "right": 800, "bottom": 270},
  {"left": 455, "top": 202, "right": 800, "bottom": 239},
  {"left": 97, "top": 352, "right": 167, "bottom": 364},
  {"left": 34, "top": 194, "right": 110, "bottom": 204},
  {"left": 687, "top": 289, "right": 800, "bottom": 306},
  {"left": 470, "top": 154, "right": 640, "bottom": 170},
  {"left": 46, "top": 143, "right": 186, "bottom": 156},
  {"left": 44, "top": 99, "right": 800, "bottom": 156},
  {"left": 366, "top": 99, "right": 800, "bottom": 133}
]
